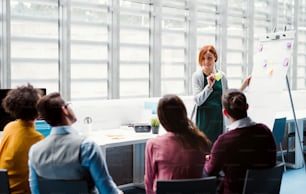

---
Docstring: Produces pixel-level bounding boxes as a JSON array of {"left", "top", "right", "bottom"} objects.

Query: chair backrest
[
  {"left": 242, "top": 163, "right": 284, "bottom": 194},
  {"left": 38, "top": 179, "right": 89, "bottom": 194},
  {"left": 272, "top": 117, "right": 287, "bottom": 143},
  {"left": 156, "top": 176, "right": 217, "bottom": 194},
  {"left": 0, "top": 169, "right": 10, "bottom": 194}
]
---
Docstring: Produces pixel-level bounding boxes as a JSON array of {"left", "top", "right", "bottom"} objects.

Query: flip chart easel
[
  {"left": 247, "top": 30, "right": 305, "bottom": 169},
  {"left": 247, "top": 31, "right": 294, "bottom": 128}
]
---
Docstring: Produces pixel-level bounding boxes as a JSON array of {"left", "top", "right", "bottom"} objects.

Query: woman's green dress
[{"left": 196, "top": 73, "right": 223, "bottom": 144}]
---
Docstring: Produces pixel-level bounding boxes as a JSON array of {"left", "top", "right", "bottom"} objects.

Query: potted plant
[{"left": 150, "top": 117, "right": 160, "bottom": 134}]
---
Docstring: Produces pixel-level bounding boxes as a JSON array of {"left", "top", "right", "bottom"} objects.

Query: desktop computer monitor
[
  {"left": 0, "top": 88, "right": 47, "bottom": 132},
  {"left": 34, "top": 119, "right": 51, "bottom": 137},
  {"left": 0, "top": 89, "right": 13, "bottom": 131}
]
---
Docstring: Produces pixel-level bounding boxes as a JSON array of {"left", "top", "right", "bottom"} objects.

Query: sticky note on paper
[
  {"left": 267, "top": 67, "right": 274, "bottom": 76},
  {"left": 214, "top": 73, "right": 223, "bottom": 81}
]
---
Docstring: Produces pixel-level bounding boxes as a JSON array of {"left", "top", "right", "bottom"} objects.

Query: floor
[
  {"left": 122, "top": 186, "right": 146, "bottom": 194},
  {"left": 280, "top": 166, "right": 306, "bottom": 194},
  {"left": 121, "top": 166, "right": 306, "bottom": 194}
]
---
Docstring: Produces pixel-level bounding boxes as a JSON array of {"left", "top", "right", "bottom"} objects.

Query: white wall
[
  {"left": 70, "top": 90, "right": 306, "bottom": 132},
  {"left": 247, "top": 89, "right": 306, "bottom": 128},
  {"left": 71, "top": 96, "right": 195, "bottom": 132}
]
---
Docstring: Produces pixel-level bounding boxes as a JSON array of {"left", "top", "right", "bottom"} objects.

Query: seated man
[
  {"left": 28, "top": 92, "right": 123, "bottom": 194},
  {"left": 204, "top": 89, "right": 277, "bottom": 194}
]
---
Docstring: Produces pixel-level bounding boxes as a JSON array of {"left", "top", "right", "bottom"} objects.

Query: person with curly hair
[{"left": 0, "top": 84, "right": 44, "bottom": 194}]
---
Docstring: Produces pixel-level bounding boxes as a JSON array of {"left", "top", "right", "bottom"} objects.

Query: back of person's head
[
  {"left": 2, "top": 83, "right": 43, "bottom": 121},
  {"left": 37, "top": 92, "right": 66, "bottom": 126},
  {"left": 157, "top": 94, "right": 189, "bottom": 133},
  {"left": 222, "top": 89, "right": 248, "bottom": 120},
  {"left": 198, "top": 45, "right": 218, "bottom": 65},
  {"left": 157, "top": 94, "right": 211, "bottom": 150}
]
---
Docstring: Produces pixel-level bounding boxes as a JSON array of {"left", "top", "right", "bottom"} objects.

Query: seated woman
[{"left": 144, "top": 94, "right": 211, "bottom": 194}]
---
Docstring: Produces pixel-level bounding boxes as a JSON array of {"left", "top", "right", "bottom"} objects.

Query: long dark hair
[{"left": 157, "top": 94, "right": 211, "bottom": 151}]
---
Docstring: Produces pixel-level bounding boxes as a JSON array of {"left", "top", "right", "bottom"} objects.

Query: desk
[
  {"left": 87, "top": 127, "right": 164, "bottom": 186},
  {"left": 88, "top": 127, "right": 157, "bottom": 153},
  {"left": 276, "top": 110, "right": 306, "bottom": 169}
]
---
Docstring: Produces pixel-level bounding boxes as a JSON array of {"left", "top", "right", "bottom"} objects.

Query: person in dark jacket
[{"left": 204, "top": 89, "right": 277, "bottom": 194}]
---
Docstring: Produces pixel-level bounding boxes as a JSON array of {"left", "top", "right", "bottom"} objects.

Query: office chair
[
  {"left": 272, "top": 117, "right": 287, "bottom": 171},
  {"left": 0, "top": 169, "right": 10, "bottom": 194},
  {"left": 38, "top": 179, "right": 89, "bottom": 194},
  {"left": 242, "top": 162, "right": 284, "bottom": 194},
  {"left": 156, "top": 176, "right": 217, "bottom": 194}
]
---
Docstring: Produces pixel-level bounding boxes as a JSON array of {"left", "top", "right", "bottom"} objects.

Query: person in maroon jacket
[
  {"left": 204, "top": 88, "right": 277, "bottom": 194},
  {"left": 144, "top": 94, "right": 211, "bottom": 194}
]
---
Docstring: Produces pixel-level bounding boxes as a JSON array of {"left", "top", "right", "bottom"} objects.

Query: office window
[
  {"left": 254, "top": 0, "right": 272, "bottom": 40},
  {"left": 0, "top": 2, "right": 2, "bottom": 70},
  {"left": 226, "top": 0, "right": 248, "bottom": 88},
  {"left": 119, "top": 0, "right": 150, "bottom": 98},
  {"left": 196, "top": 2, "right": 218, "bottom": 50},
  {"left": 297, "top": 3, "right": 306, "bottom": 89},
  {"left": 277, "top": 0, "right": 299, "bottom": 90},
  {"left": 71, "top": 0, "right": 110, "bottom": 100},
  {"left": 10, "top": 0, "right": 59, "bottom": 91},
  {"left": 2, "top": 0, "right": 306, "bottom": 99},
  {"left": 277, "top": 0, "right": 294, "bottom": 31},
  {"left": 160, "top": 0, "right": 188, "bottom": 95}
]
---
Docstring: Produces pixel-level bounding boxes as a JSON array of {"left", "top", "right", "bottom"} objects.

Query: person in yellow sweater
[{"left": 0, "top": 84, "right": 44, "bottom": 194}]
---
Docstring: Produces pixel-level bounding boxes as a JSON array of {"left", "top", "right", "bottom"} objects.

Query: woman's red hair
[{"left": 198, "top": 45, "right": 218, "bottom": 65}]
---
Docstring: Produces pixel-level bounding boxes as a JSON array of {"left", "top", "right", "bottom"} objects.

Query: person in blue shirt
[{"left": 28, "top": 92, "right": 123, "bottom": 194}]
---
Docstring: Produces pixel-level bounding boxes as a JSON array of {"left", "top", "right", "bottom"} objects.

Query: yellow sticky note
[{"left": 214, "top": 73, "right": 223, "bottom": 81}]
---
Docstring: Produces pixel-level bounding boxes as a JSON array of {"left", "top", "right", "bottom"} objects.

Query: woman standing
[
  {"left": 144, "top": 94, "right": 211, "bottom": 194},
  {"left": 192, "top": 45, "right": 250, "bottom": 144}
]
